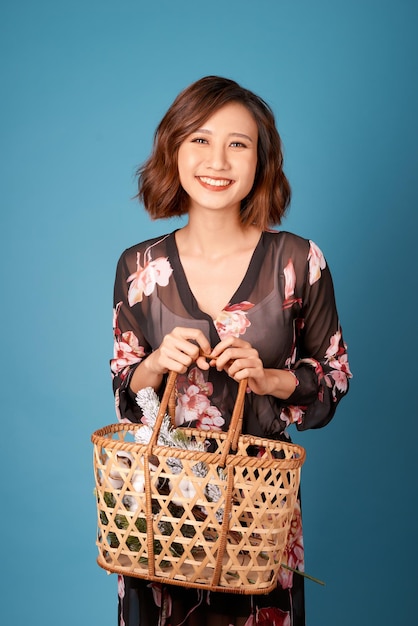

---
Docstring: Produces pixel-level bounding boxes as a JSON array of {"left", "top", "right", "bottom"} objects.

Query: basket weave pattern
[{"left": 92, "top": 373, "right": 305, "bottom": 594}]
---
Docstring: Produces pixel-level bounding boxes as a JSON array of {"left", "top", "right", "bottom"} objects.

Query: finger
[
  {"left": 214, "top": 348, "right": 257, "bottom": 371},
  {"left": 228, "top": 360, "right": 261, "bottom": 378},
  {"left": 172, "top": 328, "right": 212, "bottom": 359},
  {"left": 209, "top": 337, "right": 237, "bottom": 358},
  {"left": 172, "top": 327, "right": 210, "bottom": 346},
  {"left": 195, "top": 354, "right": 210, "bottom": 370},
  {"left": 162, "top": 342, "right": 198, "bottom": 365},
  {"left": 210, "top": 338, "right": 253, "bottom": 360}
]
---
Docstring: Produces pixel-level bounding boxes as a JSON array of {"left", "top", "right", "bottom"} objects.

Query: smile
[{"left": 197, "top": 176, "right": 234, "bottom": 189}]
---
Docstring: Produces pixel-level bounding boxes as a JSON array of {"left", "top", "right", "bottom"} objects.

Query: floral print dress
[{"left": 111, "top": 229, "right": 351, "bottom": 626}]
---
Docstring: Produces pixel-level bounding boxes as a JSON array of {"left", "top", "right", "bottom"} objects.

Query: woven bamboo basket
[{"left": 92, "top": 372, "right": 305, "bottom": 594}]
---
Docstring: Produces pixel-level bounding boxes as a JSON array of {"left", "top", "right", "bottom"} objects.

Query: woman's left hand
[
  {"left": 209, "top": 337, "right": 297, "bottom": 399},
  {"left": 209, "top": 337, "right": 270, "bottom": 395}
]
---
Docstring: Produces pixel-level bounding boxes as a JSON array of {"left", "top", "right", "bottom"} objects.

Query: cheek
[
  {"left": 178, "top": 155, "right": 198, "bottom": 196},
  {"left": 244, "top": 159, "right": 258, "bottom": 191},
  {"left": 177, "top": 157, "right": 187, "bottom": 187},
  {"left": 178, "top": 149, "right": 195, "bottom": 181}
]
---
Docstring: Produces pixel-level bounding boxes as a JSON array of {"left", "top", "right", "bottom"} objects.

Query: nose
[{"left": 206, "top": 143, "right": 229, "bottom": 171}]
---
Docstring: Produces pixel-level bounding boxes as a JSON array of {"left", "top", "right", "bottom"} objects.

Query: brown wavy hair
[{"left": 137, "top": 76, "right": 291, "bottom": 229}]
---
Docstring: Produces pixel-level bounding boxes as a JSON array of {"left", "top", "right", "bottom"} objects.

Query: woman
[{"left": 111, "top": 76, "right": 351, "bottom": 626}]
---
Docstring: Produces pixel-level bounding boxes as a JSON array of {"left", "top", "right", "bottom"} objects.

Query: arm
[
  {"left": 111, "top": 252, "right": 151, "bottom": 423},
  {"left": 210, "top": 241, "right": 351, "bottom": 430},
  {"left": 111, "top": 250, "right": 212, "bottom": 423},
  {"left": 279, "top": 242, "right": 352, "bottom": 430}
]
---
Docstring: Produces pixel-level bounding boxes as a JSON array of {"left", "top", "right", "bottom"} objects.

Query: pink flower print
[
  {"left": 341, "top": 353, "right": 352, "bottom": 378},
  {"left": 214, "top": 301, "right": 254, "bottom": 339},
  {"left": 325, "top": 332, "right": 353, "bottom": 390},
  {"left": 279, "top": 405, "right": 305, "bottom": 426},
  {"left": 113, "top": 302, "right": 122, "bottom": 338},
  {"left": 117, "top": 575, "right": 125, "bottom": 599},
  {"left": 256, "top": 607, "right": 291, "bottom": 626},
  {"left": 117, "top": 575, "right": 126, "bottom": 626},
  {"left": 278, "top": 500, "right": 304, "bottom": 590},
  {"left": 114, "top": 389, "right": 122, "bottom": 424},
  {"left": 175, "top": 385, "right": 212, "bottom": 425},
  {"left": 111, "top": 330, "right": 145, "bottom": 376},
  {"left": 329, "top": 369, "right": 349, "bottom": 393},
  {"left": 282, "top": 259, "right": 302, "bottom": 310},
  {"left": 325, "top": 329, "right": 342, "bottom": 360},
  {"left": 285, "top": 348, "right": 297, "bottom": 369},
  {"left": 329, "top": 352, "right": 352, "bottom": 377},
  {"left": 175, "top": 368, "right": 226, "bottom": 430},
  {"left": 147, "top": 583, "right": 172, "bottom": 621},
  {"left": 127, "top": 253, "right": 173, "bottom": 306},
  {"left": 197, "top": 405, "right": 225, "bottom": 431},
  {"left": 148, "top": 582, "right": 163, "bottom": 607},
  {"left": 187, "top": 367, "right": 214, "bottom": 396},
  {"left": 111, "top": 302, "right": 145, "bottom": 377},
  {"left": 284, "top": 259, "right": 296, "bottom": 299},
  {"left": 308, "top": 240, "right": 326, "bottom": 285},
  {"left": 175, "top": 371, "right": 225, "bottom": 430}
]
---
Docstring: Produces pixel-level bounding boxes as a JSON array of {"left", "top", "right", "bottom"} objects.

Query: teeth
[{"left": 199, "top": 176, "right": 232, "bottom": 187}]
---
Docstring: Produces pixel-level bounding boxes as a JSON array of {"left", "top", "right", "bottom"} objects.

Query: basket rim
[{"left": 91, "top": 422, "right": 306, "bottom": 469}]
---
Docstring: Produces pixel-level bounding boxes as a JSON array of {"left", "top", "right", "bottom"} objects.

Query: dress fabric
[{"left": 111, "top": 230, "right": 351, "bottom": 626}]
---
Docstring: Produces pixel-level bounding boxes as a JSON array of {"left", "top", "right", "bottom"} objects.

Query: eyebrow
[{"left": 193, "top": 128, "right": 255, "bottom": 143}]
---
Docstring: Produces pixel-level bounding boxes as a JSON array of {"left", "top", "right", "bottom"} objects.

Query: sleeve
[
  {"left": 280, "top": 241, "right": 352, "bottom": 431},
  {"left": 110, "top": 250, "right": 151, "bottom": 423}
]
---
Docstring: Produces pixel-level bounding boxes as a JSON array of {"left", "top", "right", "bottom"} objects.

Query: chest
[{"left": 179, "top": 254, "right": 254, "bottom": 320}]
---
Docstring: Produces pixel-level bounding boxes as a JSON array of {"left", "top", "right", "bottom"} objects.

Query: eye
[
  {"left": 191, "top": 137, "right": 208, "bottom": 144},
  {"left": 230, "top": 141, "right": 247, "bottom": 148}
]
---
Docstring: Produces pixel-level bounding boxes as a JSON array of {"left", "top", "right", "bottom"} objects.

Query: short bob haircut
[{"left": 137, "top": 76, "right": 291, "bottom": 230}]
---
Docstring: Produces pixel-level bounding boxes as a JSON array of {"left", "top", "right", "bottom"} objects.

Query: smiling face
[{"left": 177, "top": 102, "right": 258, "bottom": 216}]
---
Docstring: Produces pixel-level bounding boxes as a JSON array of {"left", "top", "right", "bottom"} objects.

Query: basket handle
[{"left": 146, "top": 369, "right": 247, "bottom": 466}]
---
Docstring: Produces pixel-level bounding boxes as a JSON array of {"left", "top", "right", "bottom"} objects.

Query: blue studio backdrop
[{"left": 1, "top": 1, "right": 417, "bottom": 625}]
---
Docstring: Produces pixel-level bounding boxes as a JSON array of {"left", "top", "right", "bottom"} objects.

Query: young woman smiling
[{"left": 111, "top": 76, "right": 351, "bottom": 626}]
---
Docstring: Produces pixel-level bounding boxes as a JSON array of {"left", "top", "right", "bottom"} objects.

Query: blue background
[{"left": 1, "top": 0, "right": 417, "bottom": 624}]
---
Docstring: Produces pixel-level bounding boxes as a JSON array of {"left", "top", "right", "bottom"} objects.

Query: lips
[{"left": 197, "top": 176, "right": 234, "bottom": 190}]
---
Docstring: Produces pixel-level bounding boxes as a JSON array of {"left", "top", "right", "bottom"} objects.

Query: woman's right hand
[
  {"left": 129, "top": 327, "right": 211, "bottom": 393},
  {"left": 149, "top": 327, "right": 212, "bottom": 374}
]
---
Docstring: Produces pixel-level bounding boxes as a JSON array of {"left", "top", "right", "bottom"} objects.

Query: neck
[{"left": 177, "top": 212, "right": 261, "bottom": 259}]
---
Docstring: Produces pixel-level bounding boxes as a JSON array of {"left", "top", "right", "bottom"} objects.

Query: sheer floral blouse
[{"left": 111, "top": 229, "right": 351, "bottom": 439}]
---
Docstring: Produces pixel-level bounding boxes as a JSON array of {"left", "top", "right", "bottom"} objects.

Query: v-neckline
[{"left": 167, "top": 230, "right": 266, "bottom": 321}]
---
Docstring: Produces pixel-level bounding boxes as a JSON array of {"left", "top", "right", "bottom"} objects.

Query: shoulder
[
  {"left": 263, "top": 230, "right": 329, "bottom": 282},
  {"left": 263, "top": 229, "right": 313, "bottom": 260},
  {"left": 122, "top": 232, "right": 173, "bottom": 257},
  {"left": 117, "top": 232, "right": 173, "bottom": 266}
]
